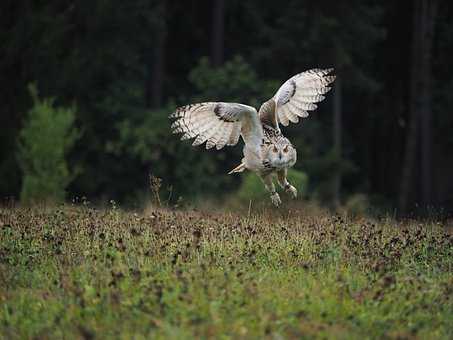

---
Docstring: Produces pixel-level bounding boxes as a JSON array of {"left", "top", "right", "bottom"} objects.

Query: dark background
[{"left": 1, "top": 0, "right": 452, "bottom": 214}]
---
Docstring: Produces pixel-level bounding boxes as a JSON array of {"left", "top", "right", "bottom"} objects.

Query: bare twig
[{"left": 149, "top": 174, "right": 162, "bottom": 207}]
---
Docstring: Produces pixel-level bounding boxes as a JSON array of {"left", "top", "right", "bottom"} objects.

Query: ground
[{"left": 0, "top": 205, "right": 452, "bottom": 339}]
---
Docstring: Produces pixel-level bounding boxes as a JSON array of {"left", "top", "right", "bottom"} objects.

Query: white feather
[
  {"left": 290, "top": 99, "right": 318, "bottom": 111},
  {"left": 283, "top": 105, "right": 299, "bottom": 123},
  {"left": 278, "top": 108, "right": 290, "bottom": 126},
  {"left": 216, "top": 123, "right": 233, "bottom": 150},
  {"left": 227, "top": 122, "right": 241, "bottom": 146}
]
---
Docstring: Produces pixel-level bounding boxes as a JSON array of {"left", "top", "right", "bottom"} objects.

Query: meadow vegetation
[{"left": 0, "top": 205, "right": 452, "bottom": 339}]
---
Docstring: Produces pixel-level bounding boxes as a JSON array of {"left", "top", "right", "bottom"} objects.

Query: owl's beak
[{"left": 278, "top": 152, "right": 282, "bottom": 160}]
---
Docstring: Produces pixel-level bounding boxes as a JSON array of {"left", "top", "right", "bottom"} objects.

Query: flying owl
[{"left": 169, "top": 68, "right": 336, "bottom": 206}]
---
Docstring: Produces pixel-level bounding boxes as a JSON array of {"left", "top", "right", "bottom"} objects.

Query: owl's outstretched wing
[
  {"left": 169, "top": 102, "right": 263, "bottom": 150},
  {"left": 259, "top": 68, "right": 336, "bottom": 128}
]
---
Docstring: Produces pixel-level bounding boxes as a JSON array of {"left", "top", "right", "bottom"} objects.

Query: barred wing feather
[
  {"left": 259, "top": 68, "right": 336, "bottom": 128},
  {"left": 170, "top": 102, "right": 262, "bottom": 150}
]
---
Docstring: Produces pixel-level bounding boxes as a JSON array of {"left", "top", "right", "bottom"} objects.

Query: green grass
[{"left": 0, "top": 206, "right": 452, "bottom": 339}]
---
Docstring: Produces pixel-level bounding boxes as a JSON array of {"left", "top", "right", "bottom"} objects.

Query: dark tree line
[{"left": 0, "top": 0, "right": 452, "bottom": 213}]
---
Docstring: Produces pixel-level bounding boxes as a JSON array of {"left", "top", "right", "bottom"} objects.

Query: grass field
[{"left": 0, "top": 205, "right": 452, "bottom": 339}]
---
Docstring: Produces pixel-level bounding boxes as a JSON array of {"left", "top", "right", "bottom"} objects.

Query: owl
[{"left": 169, "top": 68, "right": 336, "bottom": 206}]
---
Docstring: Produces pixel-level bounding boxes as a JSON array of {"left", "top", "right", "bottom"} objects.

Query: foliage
[
  {"left": 189, "top": 56, "right": 277, "bottom": 106},
  {"left": 236, "top": 169, "right": 309, "bottom": 204},
  {"left": 344, "top": 193, "right": 370, "bottom": 217},
  {"left": 1, "top": 1, "right": 453, "bottom": 210},
  {"left": 17, "top": 84, "right": 78, "bottom": 204},
  {"left": 0, "top": 206, "right": 452, "bottom": 338},
  {"left": 305, "top": 148, "right": 358, "bottom": 203}
]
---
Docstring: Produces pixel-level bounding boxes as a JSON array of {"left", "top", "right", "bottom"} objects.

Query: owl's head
[{"left": 264, "top": 141, "right": 297, "bottom": 169}]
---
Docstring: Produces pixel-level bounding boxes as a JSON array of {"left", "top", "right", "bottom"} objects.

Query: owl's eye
[
  {"left": 272, "top": 146, "right": 278, "bottom": 153},
  {"left": 283, "top": 145, "right": 289, "bottom": 153}
]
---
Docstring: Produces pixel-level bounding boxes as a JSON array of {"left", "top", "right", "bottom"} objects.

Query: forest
[{"left": 1, "top": 0, "right": 452, "bottom": 215}]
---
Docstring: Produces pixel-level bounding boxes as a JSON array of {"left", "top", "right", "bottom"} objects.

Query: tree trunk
[
  {"left": 332, "top": 76, "right": 342, "bottom": 208},
  {"left": 145, "top": 2, "right": 166, "bottom": 108},
  {"left": 420, "top": 0, "right": 437, "bottom": 206},
  {"left": 211, "top": 0, "right": 225, "bottom": 67},
  {"left": 399, "top": 0, "right": 437, "bottom": 213}
]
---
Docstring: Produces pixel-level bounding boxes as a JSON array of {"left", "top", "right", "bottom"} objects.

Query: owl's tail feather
[{"left": 228, "top": 163, "right": 246, "bottom": 175}]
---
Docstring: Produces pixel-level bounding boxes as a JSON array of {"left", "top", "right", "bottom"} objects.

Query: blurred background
[{"left": 1, "top": 0, "right": 452, "bottom": 215}]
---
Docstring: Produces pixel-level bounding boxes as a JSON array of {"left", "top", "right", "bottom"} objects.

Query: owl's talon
[
  {"left": 286, "top": 185, "right": 297, "bottom": 199},
  {"left": 270, "top": 192, "right": 281, "bottom": 207}
]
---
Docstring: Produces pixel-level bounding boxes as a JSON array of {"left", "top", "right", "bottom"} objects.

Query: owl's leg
[
  {"left": 260, "top": 173, "right": 281, "bottom": 207},
  {"left": 277, "top": 169, "right": 297, "bottom": 199}
]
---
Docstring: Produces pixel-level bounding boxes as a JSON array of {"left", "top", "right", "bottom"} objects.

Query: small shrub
[
  {"left": 344, "top": 193, "right": 369, "bottom": 217},
  {"left": 17, "top": 84, "right": 79, "bottom": 204}
]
